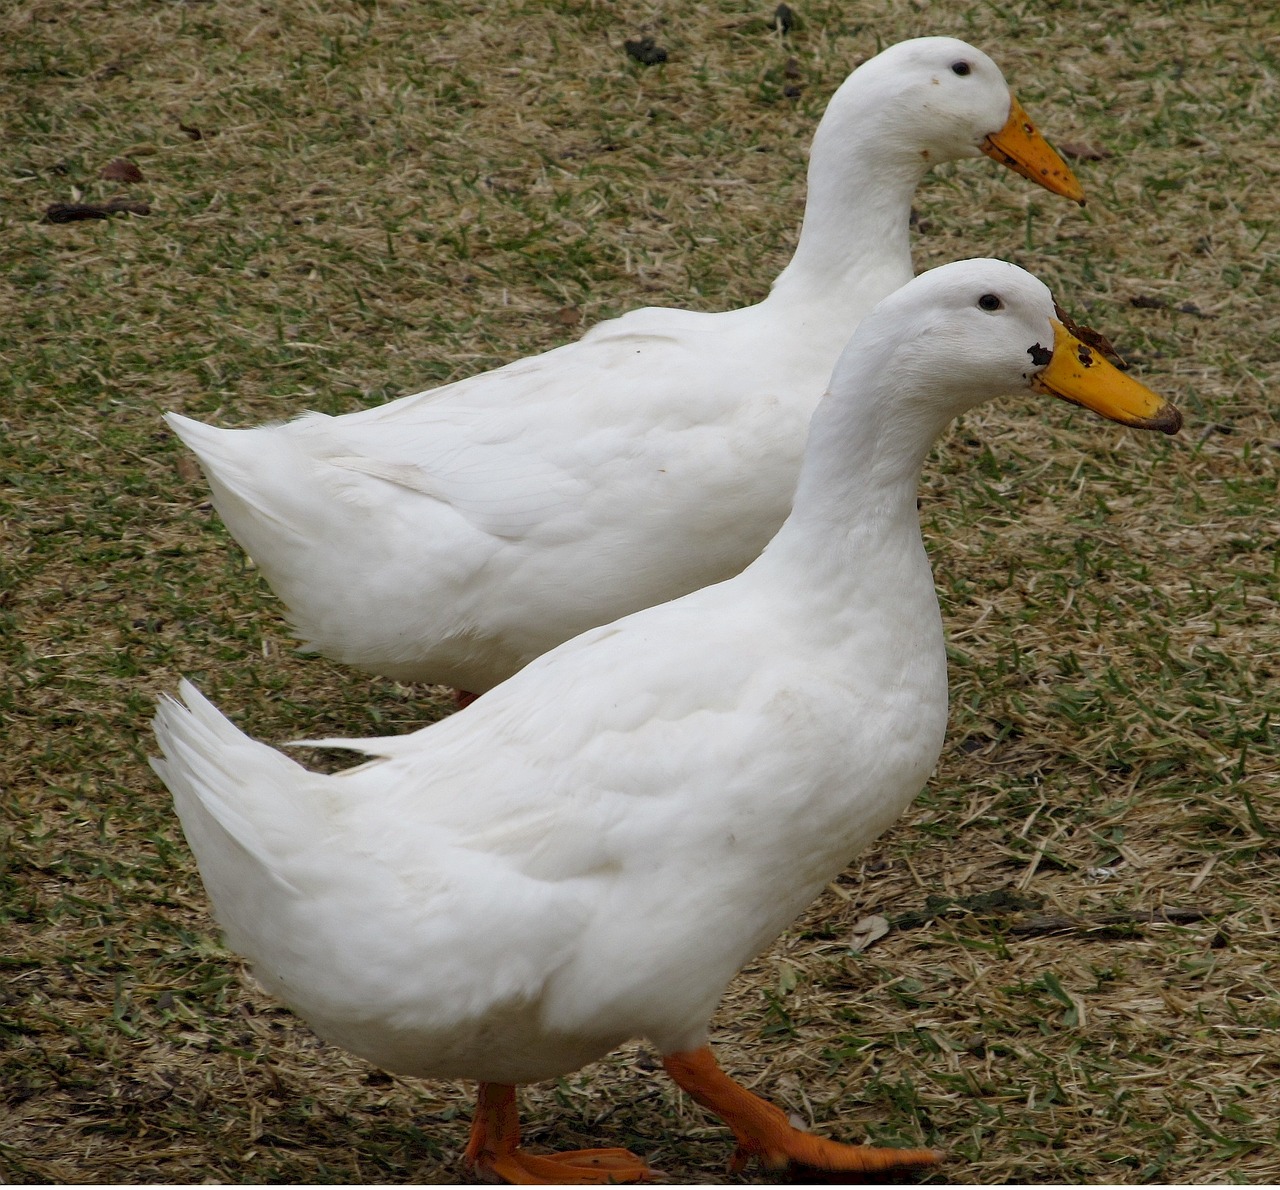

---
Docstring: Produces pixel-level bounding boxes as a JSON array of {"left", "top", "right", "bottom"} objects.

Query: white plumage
[
  {"left": 153, "top": 259, "right": 1178, "bottom": 1183},
  {"left": 167, "top": 37, "right": 1083, "bottom": 694}
]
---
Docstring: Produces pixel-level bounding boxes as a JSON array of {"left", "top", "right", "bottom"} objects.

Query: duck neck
[
  {"left": 758, "top": 361, "right": 948, "bottom": 598},
  {"left": 764, "top": 117, "right": 929, "bottom": 313}
]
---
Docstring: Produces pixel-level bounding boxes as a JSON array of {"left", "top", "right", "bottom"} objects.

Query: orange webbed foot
[
  {"left": 729, "top": 1128, "right": 942, "bottom": 1178},
  {"left": 466, "top": 1082, "right": 651, "bottom": 1185},
  {"left": 663, "top": 1046, "right": 941, "bottom": 1179},
  {"left": 481, "top": 1147, "right": 650, "bottom": 1184}
]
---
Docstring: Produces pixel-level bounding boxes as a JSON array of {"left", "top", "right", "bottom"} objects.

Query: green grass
[{"left": 3, "top": 0, "right": 1279, "bottom": 1183}]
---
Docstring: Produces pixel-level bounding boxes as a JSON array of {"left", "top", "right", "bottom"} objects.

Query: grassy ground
[{"left": 3, "top": 0, "right": 1278, "bottom": 1182}]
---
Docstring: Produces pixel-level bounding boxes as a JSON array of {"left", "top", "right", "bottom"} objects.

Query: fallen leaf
[
  {"left": 101, "top": 157, "right": 144, "bottom": 183},
  {"left": 847, "top": 914, "right": 890, "bottom": 952},
  {"left": 45, "top": 203, "right": 110, "bottom": 223},
  {"left": 44, "top": 198, "right": 151, "bottom": 223}
]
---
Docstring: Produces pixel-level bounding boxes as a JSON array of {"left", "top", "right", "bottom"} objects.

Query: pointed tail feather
[
  {"left": 165, "top": 412, "right": 299, "bottom": 535},
  {"left": 151, "top": 680, "right": 324, "bottom": 899}
]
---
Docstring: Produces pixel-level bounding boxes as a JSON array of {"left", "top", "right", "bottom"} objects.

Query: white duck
[
  {"left": 167, "top": 37, "right": 1085, "bottom": 697},
  {"left": 152, "top": 259, "right": 1180, "bottom": 1184}
]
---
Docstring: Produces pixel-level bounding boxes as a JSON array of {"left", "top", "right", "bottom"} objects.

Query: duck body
[
  {"left": 163, "top": 500, "right": 946, "bottom": 1084},
  {"left": 155, "top": 259, "right": 1178, "bottom": 1180},
  {"left": 170, "top": 299, "right": 836, "bottom": 689},
  {"left": 169, "top": 37, "right": 1084, "bottom": 693}
]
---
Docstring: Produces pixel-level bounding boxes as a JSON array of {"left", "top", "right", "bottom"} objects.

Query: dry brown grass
[{"left": 3, "top": 0, "right": 1278, "bottom": 1183}]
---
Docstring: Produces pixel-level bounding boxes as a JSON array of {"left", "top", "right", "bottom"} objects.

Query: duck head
[
  {"left": 849, "top": 258, "right": 1182, "bottom": 437},
  {"left": 818, "top": 37, "right": 1085, "bottom": 204}
]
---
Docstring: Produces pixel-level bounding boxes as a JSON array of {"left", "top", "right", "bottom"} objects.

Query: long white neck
[
  {"left": 747, "top": 332, "right": 952, "bottom": 630},
  {"left": 763, "top": 93, "right": 931, "bottom": 314}
]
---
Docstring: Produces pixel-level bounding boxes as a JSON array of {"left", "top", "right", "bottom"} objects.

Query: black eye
[
  {"left": 951, "top": 61, "right": 971, "bottom": 76},
  {"left": 978, "top": 293, "right": 1002, "bottom": 312}
]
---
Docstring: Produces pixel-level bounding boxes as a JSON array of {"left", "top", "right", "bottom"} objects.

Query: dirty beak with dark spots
[
  {"left": 981, "top": 93, "right": 1086, "bottom": 205},
  {"left": 1030, "top": 320, "right": 1183, "bottom": 435}
]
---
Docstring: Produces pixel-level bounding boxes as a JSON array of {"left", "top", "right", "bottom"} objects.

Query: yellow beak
[
  {"left": 981, "top": 93, "right": 1086, "bottom": 206},
  {"left": 1031, "top": 320, "right": 1182, "bottom": 435}
]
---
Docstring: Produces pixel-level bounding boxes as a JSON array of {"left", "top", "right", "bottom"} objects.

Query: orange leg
[
  {"left": 662, "top": 1046, "right": 941, "bottom": 1176},
  {"left": 463, "top": 1081, "right": 651, "bottom": 1184},
  {"left": 454, "top": 689, "right": 480, "bottom": 709}
]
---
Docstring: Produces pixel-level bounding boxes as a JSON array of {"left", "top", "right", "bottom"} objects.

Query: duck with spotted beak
[{"left": 152, "top": 259, "right": 1179, "bottom": 1184}]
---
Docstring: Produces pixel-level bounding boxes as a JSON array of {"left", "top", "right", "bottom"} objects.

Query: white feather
[
  {"left": 166, "top": 38, "right": 1077, "bottom": 692},
  {"left": 152, "top": 260, "right": 1155, "bottom": 1089}
]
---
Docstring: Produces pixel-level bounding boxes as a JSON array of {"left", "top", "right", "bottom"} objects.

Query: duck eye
[
  {"left": 978, "top": 294, "right": 1002, "bottom": 312},
  {"left": 951, "top": 61, "right": 971, "bottom": 76}
]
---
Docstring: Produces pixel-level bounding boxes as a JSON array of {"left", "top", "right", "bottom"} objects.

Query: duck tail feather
[{"left": 151, "top": 680, "right": 319, "bottom": 896}]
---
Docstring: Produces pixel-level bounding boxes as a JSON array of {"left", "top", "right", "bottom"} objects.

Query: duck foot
[
  {"left": 465, "top": 1082, "right": 650, "bottom": 1184},
  {"left": 479, "top": 1147, "right": 651, "bottom": 1184},
  {"left": 662, "top": 1046, "right": 941, "bottom": 1177}
]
